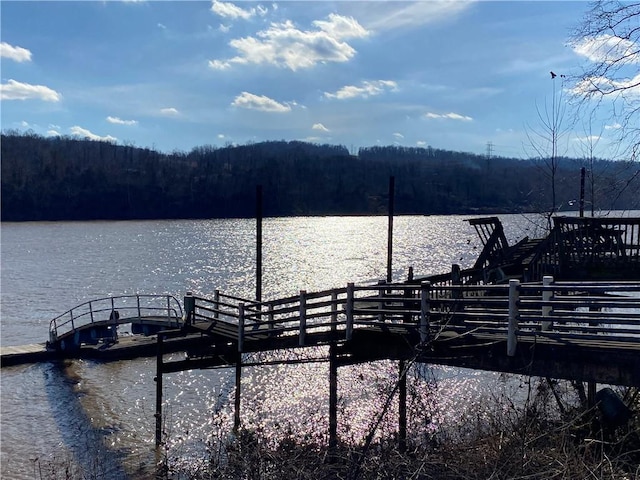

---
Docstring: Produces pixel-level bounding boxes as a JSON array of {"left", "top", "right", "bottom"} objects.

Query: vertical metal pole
[
  {"left": 579, "top": 167, "right": 586, "bottom": 218},
  {"left": 256, "top": 185, "right": 263, "bottom": 303},
  {"left": 507, "top": 279, "right": 520, "bottom": 357},
  {"left": 238, "top": 303, "right": 245, "bottom": 352},
  {"left": 398, "top": 360, "right": 407, "bottom": 453},
  {"left": 387, "top": 176, "right": 395, "bottom": 284},
  {"left": 541, "top": 276, "right": 553, "bottom": 331},
  {"left": 378, "top": 279, "right": 385, "bottom": 323},
  {"left": 155, "top": 333, "right": 164, "bottom": 447},
  {"left": 234, "top": 353, "right": 242, "bottom": 433},
  {"left": 328, "top": 344, "right": 338, "bottom": 461},
  {"left": 299, "top": 290, "right": 307, "bottom": 346},
  {"left": 234, "top": 303, "right": 244, "bottom": 433},
  {"left": 213, "top": 290, "right": 220, "bottom": 320}
]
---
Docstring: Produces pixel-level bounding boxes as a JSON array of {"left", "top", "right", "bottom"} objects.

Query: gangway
[{"left": 48, "top": 294, "right": 183, "bottom": 351}]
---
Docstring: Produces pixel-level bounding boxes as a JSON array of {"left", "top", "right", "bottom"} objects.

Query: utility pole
[{"left": 486, "top": 141, "right": 493, "bottom": 159}]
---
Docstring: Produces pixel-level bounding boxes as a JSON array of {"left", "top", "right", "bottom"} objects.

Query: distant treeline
[{"left": 1, "top": 132, "right": 639, "bottom": 221}]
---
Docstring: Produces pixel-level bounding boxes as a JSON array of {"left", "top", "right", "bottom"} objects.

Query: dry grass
[{"left": 164, "top": 383, "right": 639, "bottom": 480}]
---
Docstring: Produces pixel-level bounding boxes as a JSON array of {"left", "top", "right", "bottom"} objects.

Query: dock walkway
[{"left": 159, "top": 278, "right": 640, "bottom": 387}]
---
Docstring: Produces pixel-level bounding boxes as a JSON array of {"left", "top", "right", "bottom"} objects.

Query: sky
[{"left": 0, "top": 1, "right": 632, "bottom": 159}]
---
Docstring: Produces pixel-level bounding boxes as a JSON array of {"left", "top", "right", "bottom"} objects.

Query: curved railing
[{"left": 49, "top": 294, "right": 183, "bottom": 343}]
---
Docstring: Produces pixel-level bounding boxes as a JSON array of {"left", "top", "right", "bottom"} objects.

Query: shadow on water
[{"left": 43, "top": 360, "right": 131, "bottom": 479}]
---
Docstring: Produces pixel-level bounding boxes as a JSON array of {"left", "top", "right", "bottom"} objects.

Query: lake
[{"left": 0, "top": 214, "right": 548, "bottom": 478}]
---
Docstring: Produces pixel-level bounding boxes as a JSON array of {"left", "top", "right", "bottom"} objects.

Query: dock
[{"left": 0, "top": 333, "right": 212, "bottom": 367}]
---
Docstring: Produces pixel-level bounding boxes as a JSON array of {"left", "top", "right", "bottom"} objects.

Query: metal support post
[
  {"left": 238, "top": 303, "right": 245, "bottom": 352},
  {"left": 507, "top": 279, "right": 520, "bottom": 356},
  {"left": 154, "top": 333, "right": 164, "bottom": 447},
  {"left": 234, "top": 353, "right": 242, "bottom": 433},
  {"left": 541, "top": 276, "right": 553, "bottom": 331},
  {"left": 299, "top": 290, "right": 307, "bottom": 346},
  {"left": 328, "top": 344, "right": 338, "bottom": 462}
]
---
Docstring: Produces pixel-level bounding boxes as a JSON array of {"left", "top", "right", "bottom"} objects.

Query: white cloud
[
  {"left": 0, "top": 42, "right": 32, "bottom": 62},
  {"left": 219, "top": 24, "right": 231, "bottom": 33},
  {"left": 107, "top": 116, "right": 138, "bottom": 126},
  {"left": 358, "top": 2, "right": 474, "bottom": 32},
  {"left": 324, "top": 80, "right": 397, "bottom": 100},
  {"left": 313, "top": 13, "right": 369, "bottom": 41},
  {"left": 573, "top": 34, "right": 640, "bottom": 65},
  {"left": 47, "top": 130, "right": 61, "bottom": 137},
  {"left": 312, "top": 123, "right": 329, "bottom": 132},
  {"left": 209, "top": 14, "right": 369, "bottom": 71},
  {"left": 416, "top": 141, "right": 427, "bottom": 147},
  {"left": 211, "top": 1, "right": 256, "bottom": 20},
  {"left": 232, "top": 91, "right": 291, "bottom": 112},
  {"left": 160, "top": 107, "right": 180, "bottom": 116},
  {"left": 425, "top": 111, "right": 473, "bottom": 121},
  {"left": 209, "top": 59, "right": 232, "bottom": 70},
  {"left": 0, "top": 79, "right": 61, "bottom": 101},
  {"left": 393, "top": 132, "right": 404, "bottom": 139},
  {"left": 605, "top": 122, "right": 622, "bottom": 130},
  {"left": 70, "top": 126, "right": 117, "bottom": 142}
]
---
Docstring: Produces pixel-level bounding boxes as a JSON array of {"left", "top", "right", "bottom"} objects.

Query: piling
[
  {"left": 155, "top": 333, "right": 164, "bottom": 447},
  {"left": 328, "top": 344, "right": 338, "bottom": 461}
]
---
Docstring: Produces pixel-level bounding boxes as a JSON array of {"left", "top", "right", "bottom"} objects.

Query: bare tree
[
  {"left": 525, "top": 74, "right": 571, "bottom": 229},
  {"left": 569, "top": 1, "right": 640, "bottom": 161}
]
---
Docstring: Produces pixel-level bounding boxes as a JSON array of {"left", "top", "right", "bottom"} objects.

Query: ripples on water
[{"left": 1, "top": 214, "right": 546, "bottom": 477}]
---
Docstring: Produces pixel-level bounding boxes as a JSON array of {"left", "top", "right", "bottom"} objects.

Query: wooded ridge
[{"left": 2, "top": 132, "right": 638, "bottom": 221}]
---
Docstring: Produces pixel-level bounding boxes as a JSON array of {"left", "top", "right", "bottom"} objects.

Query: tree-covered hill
[{"left": 1, "top": 132, "right": 638, "bottom": 221}]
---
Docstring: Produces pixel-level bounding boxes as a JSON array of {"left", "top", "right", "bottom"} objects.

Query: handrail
[
  {"left": 49, "top": 294, "right": 184, "bottom": 341},
  {"left": 188, "top": 278, "right": 640, "bottom": 355}
]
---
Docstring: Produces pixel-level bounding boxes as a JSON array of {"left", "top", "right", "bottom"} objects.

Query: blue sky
[{"left": 0, "top": 1, "right": 629, "bottom": 159}]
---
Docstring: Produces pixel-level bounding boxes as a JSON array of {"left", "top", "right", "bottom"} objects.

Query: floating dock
[{"left": 0, "top": 333, "right": 211, "bottom": 367}]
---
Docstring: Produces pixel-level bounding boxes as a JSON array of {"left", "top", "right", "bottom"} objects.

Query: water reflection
[{"left": 43, "top": 360, "right": 129, "bottom": 478}]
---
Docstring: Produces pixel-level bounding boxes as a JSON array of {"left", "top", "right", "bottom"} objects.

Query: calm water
[{"left": 1, "top": 215, "right": 545, "bottom": 478}]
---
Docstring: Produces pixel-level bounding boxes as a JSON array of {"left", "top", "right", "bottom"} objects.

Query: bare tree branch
[{"left": 569, "top": 1, "right": 640, "bottom": 161}]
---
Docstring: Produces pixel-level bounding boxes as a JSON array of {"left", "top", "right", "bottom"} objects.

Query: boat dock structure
[
  {"left": 0, "top": 294, "right": 210, "bottom": 366},
  {"left": 2, "top": 215, "right": 639, "bottom": 452}
]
